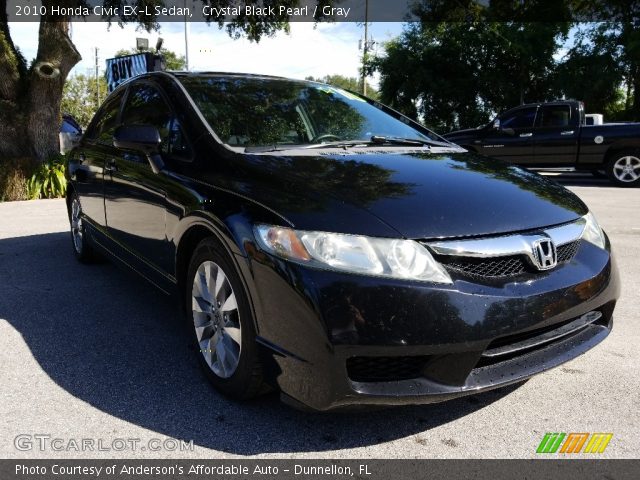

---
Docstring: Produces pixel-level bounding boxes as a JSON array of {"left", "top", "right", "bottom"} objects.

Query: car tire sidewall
[
  {"left": 185, "top": 238, "right": 263, "bottom": 400},
  {"left": 606, "top": 150, "right": 640, "bottom": 187}
]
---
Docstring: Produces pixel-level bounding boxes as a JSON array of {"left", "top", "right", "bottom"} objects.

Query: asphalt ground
[{"left": 0, "top": 172, "right": 638, "bottom": 459}]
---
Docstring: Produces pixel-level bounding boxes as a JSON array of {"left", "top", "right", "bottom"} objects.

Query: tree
[
  {"left": 0, "top": 0, "right": 325, "bottom": 162},
  {"left": 61, "top": 74, "right": 109, "bottom": 128},
  {"left": 114, "top": 47, "right": 186, "bottom": 71},
  {"left": 373, "top": 21, "right": 569, "bottom": 132},
  {"left": 305, "top": 74, "right": 379, "bottom": 100},
  {"left": 556, "top": 21, "right": 639, "bottom": 120}
]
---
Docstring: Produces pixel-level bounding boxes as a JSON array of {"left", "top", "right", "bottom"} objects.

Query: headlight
[
  {"left": 254, "top": 225, "right": 452, "bottom": 284},
  {"left": 581, "top": 212, "right": 606, "bottom": 249}
]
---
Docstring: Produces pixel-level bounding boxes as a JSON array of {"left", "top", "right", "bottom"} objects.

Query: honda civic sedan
[{"left": 66, "top": 72, "right": 620, "bottom": 411}]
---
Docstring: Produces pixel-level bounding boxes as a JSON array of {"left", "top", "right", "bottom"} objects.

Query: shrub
[{"left": 26, "top": 157, "right": 67, "bottom": 200}]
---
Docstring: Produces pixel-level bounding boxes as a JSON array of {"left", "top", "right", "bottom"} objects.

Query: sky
[{"left": 7, "top": 21, "right": 404, "bottom": 87}]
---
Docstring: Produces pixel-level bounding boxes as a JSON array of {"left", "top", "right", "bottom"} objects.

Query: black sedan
[{"left": 66, "top": 72, "right": 620, "bottom": 411}]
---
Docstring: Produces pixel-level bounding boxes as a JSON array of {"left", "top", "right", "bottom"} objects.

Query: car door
[
  {"left": 477, "top": 106, "right": 538, "bottom": 164},
  {"left": 532, "top": 104, "right": 579, "bottom": 165},
  {"left": 103, "top": 82, "right": 180, "bottom": 275},
  {"left": 71, "top": 90, "right": 126, "bottom": 228}
]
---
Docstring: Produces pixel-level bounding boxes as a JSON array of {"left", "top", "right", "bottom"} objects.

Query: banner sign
[{"left": 105, "top": 53, "right": 155, "bottom": 92}]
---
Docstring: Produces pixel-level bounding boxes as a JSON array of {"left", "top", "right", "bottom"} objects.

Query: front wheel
[
  {"left": 606, "top": 151, "right": 640, "bottom": 187},
  {"left": 186, "top": 238, "right": 265, "bottom": 400}
]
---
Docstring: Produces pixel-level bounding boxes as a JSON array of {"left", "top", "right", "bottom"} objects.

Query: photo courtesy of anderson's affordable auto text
[{"left": 0, "top": 1, "right": 638, "bottom": 479}]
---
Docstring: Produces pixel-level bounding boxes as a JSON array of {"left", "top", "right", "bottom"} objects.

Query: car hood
[{"left": 214, "top": 148, "right": 587, "bottom": 240}]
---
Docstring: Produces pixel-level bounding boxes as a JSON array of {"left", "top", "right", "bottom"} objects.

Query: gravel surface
[{"left": 1, "top": 172, "right": 638, "bottom": 459}]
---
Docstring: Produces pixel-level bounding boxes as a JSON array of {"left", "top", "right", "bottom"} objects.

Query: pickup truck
[{"left": 444, "top": 100, "right": 640, "bottom": 187}]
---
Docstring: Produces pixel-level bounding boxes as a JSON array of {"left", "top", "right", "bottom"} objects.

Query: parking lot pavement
[{"left": 1, "top": 179, "right": 638, "bottom": 459}]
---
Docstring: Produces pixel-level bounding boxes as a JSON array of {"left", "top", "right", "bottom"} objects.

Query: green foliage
[
  {"left": 62, "top": 74, "right": 109, "bottom": 128},
  {"left": 556, "top": 21, "right": 640, "bottom": 120},
  {"left": 373, "top": 21, "right": 569, "bottom": 132},
  {"left": 27, "top": 158, "right": 67, "bottom": 200},
  {"left": 114, "top": 47, "right": 186, "bottom": 70},
  {"left": 305, "top": 74, "right": 380, "bottom": 100}
]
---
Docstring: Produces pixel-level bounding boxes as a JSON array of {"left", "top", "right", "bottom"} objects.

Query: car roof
[{"left": 510, "top": 100, "right": 580, "bottom": 110}]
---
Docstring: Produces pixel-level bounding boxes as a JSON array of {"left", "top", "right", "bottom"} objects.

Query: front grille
[
  {"left": 557, "top": 240, "right": 580, "bottom": 262},
  {"left": 436, "top": 240, "right": 581, "bottom": 278},
  {"left": 441, "top": 256, "right": 527, "bottom": 277},
  {"left": 346, "top": 355, "right": 431, "bottom": 382},
  {"left": 475, "top": 310, "right": 604, "bottom": 368}
]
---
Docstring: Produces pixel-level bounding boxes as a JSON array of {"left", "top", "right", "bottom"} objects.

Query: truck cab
[
  {"left": 445, "top": 101, "right": 583, "bottom": 166},
  {"left": 444, "top": 100, "right": 640, "bottom": 186}
]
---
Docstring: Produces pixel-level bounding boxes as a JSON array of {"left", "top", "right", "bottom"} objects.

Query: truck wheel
[{"left": 606, "top": 150, "right": 640, "bottom": 187}]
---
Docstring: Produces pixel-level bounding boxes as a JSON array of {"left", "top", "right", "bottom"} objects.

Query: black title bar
[{"left": 5, "top": 0, "right": 640, "bottom": 23}]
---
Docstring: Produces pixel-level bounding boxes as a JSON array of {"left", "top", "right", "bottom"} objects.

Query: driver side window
[
  {"left": 121, "top": 84, "right": 192, "bottom": 160},
  {"left": 500, "top": 107, "right": 538, "bottom": 130}
]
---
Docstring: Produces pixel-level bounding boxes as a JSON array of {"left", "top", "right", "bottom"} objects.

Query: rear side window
[
  {"left": 85, "top": 90, "right": 125, "bottom": 144},
  {"left": 121, "top": 84, "right": 191, "bottom": 160},
  {"left": 537, "top": 105, "right": 572, "bottom": 128},
  {"left": 500, "top": 107, "right": 537, "bottom": 129}
]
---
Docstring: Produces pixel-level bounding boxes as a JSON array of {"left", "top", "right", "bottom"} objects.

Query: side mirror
[
  {"left": 493, "top": 119, "right": 501, "bottom": 130},
  {"left": 113, "top": 125, "right": 164, "bottom": 174},
  {"left": 501, "top": 127, "right": 516, "bottom": 136}
]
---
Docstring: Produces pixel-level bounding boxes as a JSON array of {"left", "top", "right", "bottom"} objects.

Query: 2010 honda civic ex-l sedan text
[{"left": 66, "top": 72, "right": 620, "bottom": 411}]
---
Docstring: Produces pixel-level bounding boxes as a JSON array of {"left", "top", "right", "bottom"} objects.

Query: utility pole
[
  {"left": 361, "top": 0, "right": 369, "bottom": 96},
  {"left": 94, "top": 47, "right": 100, "bottom": 108},
  {"left": 184, "top": 0, "right": 189, "bottom": 71}
]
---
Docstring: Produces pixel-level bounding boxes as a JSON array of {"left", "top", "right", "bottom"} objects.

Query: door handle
[
  {"left": 519, "top": 132, "right": 533, "bottom": 138},
  {"left": 560, "top": 130, "right": 575, "bottom": 135},
  {"left": 105, "top": 159, "right": 118, "bottom": 173}
]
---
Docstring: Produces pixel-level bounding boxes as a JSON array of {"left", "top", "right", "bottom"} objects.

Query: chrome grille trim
[{"left": 425, "top": 218, "right": 586, "bottom": 267}]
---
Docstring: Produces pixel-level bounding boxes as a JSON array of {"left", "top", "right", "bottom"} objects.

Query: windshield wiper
[
  {"left": 302, "top": 136, "right": 450, "bottom": 149},
  {"left": 370, "top": 136, "right": 452, "bottom": 147},
  {"left": 243, "top": 136, "right": 452, "bottom": 153},
  {"left": 244, "top": 145, "right": 285, "bottom": 153}
]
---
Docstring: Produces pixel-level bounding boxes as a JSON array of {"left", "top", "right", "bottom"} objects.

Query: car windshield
[{"left": 179, "top": 76, "right": 438, "bottom": 150}]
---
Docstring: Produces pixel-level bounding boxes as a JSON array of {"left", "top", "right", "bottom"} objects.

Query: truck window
[
  {"left": 537, "top": 105, "right": 572, "bottom": 128},
  {"left": 500, "top": 107, "right": 537, "bottom": 129}
]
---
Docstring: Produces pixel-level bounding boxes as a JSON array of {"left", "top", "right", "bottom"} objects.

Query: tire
[
  {"left": 186, "top": 237, "right": 265, "bottom": 400},
  {"left": 69, "top": 193, "right": 98, "bottom": 263},
  {"left": 605, "top": 150, "right": 640, "bottom": 187}
]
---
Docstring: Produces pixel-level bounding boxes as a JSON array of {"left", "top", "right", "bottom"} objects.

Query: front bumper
[{"left": 246, "top": 238, "right": 620, "bottom": 411}]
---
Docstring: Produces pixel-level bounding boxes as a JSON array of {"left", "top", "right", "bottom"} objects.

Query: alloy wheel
[
  {"left": 191, "top": 260, "right": 242, "bottom": 378},
  {"left": 71, "top": 198, "right": 83, "bottom": 254},
  {"left": 612, "top": 155, "right": 640, "bottom": 183}
]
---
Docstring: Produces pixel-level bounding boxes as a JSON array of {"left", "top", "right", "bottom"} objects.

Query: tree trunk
[
  {"left": 0, "top": 2, "right": 81, "bottom": 162},
  {"left": 0, "top": 10, "right": 27, "bottom": 158}
]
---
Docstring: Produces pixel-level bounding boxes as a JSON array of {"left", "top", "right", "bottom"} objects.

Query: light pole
[
  {"left": 184, "top": 0, "right": 189, "bottom": 71},
  {"left": 361, "top": 0, "right": 369, "bottom": 96},
  {"left": 94, "top": 47, "right": 100, "bottom": 107}
]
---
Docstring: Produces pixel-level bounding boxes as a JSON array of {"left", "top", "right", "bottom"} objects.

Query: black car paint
[
  {"left": 444, "top": 100, "right": 640, "bottom": 169},
  {"left": 67, "top": 73, "right": 619, "bottom": 410}
]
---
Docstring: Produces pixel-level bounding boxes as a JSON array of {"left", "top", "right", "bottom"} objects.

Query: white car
[{"left": 60, "top": 114, "right": 82, "bottom": 155}]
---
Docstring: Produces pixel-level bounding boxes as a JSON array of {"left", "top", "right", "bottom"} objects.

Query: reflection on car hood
[{"left": 213, "top": 148, "right": 587, "bottom": 240}]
